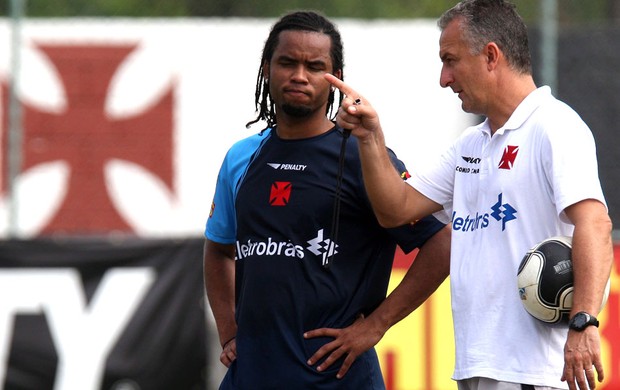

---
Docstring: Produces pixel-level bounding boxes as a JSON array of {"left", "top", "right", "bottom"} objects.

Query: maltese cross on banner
[{"left": 1, "top": 44, "right": 175, "bottom": 234}]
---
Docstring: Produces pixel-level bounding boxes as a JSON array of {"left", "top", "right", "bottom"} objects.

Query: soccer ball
[{"left": 517, "top": 236, "right": 610, "bottom": 324}]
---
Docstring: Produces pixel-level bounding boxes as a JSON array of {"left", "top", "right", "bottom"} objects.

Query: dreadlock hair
[{"left": 245, "top": 10, "right": 345, "bottom": 130}]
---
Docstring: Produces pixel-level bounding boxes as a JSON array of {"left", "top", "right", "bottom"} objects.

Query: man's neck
[
  {"left": 488, "top": 75, "right": 537, "bottom": 134},
  {"left": 275, "top": 116, "right": 334, "bottom": 139}
]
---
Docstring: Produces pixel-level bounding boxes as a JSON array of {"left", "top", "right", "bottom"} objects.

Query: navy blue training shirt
[{"left": 206, "top": 126, "right": 444, "bottom": 389}]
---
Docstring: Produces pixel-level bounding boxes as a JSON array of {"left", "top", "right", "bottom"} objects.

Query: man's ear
[{"left": 484, "top": 42, "right": 501, "bottom": 70}]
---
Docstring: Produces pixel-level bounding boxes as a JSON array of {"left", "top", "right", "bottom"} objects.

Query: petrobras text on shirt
[
  {"left": 235, "top": 237, "right": 305, "bottom": 260},
  {"left": 451, "top": 211, "right": 490, "bottom": 232}
]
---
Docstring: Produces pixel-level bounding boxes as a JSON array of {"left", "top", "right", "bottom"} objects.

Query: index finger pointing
[{"left": 324, "top": 73, "right": 359, "bottom": 99}]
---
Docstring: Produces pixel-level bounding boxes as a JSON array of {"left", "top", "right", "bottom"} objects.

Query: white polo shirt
[{"left": 411, "top": 86, "right": 606, "bottom": 388}]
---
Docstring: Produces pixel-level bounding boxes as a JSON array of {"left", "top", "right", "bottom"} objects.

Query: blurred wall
[{"left": 530, "top": 25, "right": 620, "bottom": 227}]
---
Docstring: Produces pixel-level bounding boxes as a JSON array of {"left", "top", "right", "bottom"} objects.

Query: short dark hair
[
  {"left": 246, "top": 10, "right": 345, "bottom": 129},
  {"left": 438, "top": 0, "right": 532, "bottom": 74}
]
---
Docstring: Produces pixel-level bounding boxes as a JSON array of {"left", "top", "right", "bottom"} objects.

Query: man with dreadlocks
[{"left": 203, "top": 10, "right": 450, "bottom": 389}]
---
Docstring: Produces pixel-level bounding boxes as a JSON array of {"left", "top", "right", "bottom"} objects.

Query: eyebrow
[{"left": 277, "top": 54, "right": 328, "bottom": 67}]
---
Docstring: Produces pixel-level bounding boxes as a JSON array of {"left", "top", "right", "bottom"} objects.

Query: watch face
[{"left": 573, "top": 313, "right": 589, "bottom": 328}]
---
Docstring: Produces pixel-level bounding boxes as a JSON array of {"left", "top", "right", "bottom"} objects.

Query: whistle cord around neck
[{"left": 324, "top": 129, "right": 351, "bottom": 268}]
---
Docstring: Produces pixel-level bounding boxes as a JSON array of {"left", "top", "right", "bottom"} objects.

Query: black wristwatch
[{"left": 568, "top": 311, "right": 599, "bottom": 331}]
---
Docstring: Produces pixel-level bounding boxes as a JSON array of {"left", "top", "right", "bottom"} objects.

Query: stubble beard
[{"left": 281, "top": 103, "right": 313, "bottom": 118}]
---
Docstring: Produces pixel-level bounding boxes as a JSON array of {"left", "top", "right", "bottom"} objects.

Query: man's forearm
[{"left": 368, "top": 225, "right": 451, "bottom": 331}]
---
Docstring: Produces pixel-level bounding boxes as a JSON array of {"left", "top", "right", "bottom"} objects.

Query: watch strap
[{"left": 568, "top": 311, "right": 599, "bottom": 331}]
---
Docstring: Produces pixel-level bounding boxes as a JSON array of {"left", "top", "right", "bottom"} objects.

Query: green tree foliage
[
  {"left": 198, "top": 0, "right": 460, "bottom": 19},
  {"left": 0, "top": 0, "right": 617, "bottom": 26}
]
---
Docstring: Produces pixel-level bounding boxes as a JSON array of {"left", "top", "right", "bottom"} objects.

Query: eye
[
  {"left": 279, "top": 59, "right": 296, "bottom": 67},
  {"left": 440, "top": 54, "right": 455, "bottom": 65},
  {"left": 307, "top": 61, "right": 327, "bottom": 72}
]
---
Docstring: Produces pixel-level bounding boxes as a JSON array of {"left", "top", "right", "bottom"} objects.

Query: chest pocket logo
[
  {"left": 270, "top": 181, "right": 292, "bottom": 206},
  {"left": 498, "top": 145, "right": 519, "bottom": 170}
]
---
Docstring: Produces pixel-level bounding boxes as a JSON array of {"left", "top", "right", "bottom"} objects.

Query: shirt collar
[{"left": 478, "top": 86, "right": 552, "bottom": 136}]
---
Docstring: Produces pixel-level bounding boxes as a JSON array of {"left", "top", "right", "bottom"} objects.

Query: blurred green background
[{"left": 1, "top": 0, "right": 619, "bottom": 26}]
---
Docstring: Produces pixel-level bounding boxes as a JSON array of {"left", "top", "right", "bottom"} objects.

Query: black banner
[{"left": 0, "top": 237, "right": 207, "bottom": 390}]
